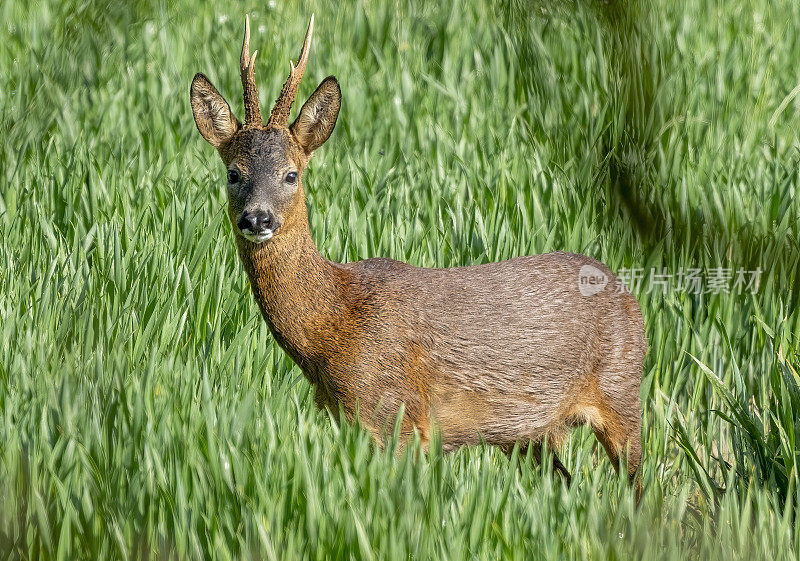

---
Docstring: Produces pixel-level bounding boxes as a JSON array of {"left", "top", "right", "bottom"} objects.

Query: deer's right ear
[
  {"left": 290, "top": 76, "right": 341, "bottom": 155},
  {"left": 190, "top": 73, "right": 240, "bottom": 148}
]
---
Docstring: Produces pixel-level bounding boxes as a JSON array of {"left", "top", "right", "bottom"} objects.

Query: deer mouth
[{"left": 241, "top": 228, "right": 275, "bottom": 244}]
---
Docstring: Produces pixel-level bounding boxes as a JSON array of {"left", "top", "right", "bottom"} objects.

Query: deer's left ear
[
  {"left": 190, "top": 73, "right": 241, "bottom": 148},
  {"left": 290, "top": 76, "right": 341, "bottom": 155}
]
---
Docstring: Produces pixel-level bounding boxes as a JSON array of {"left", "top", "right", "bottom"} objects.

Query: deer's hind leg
[
  {"left": 517, "top": 438, "right": 572, "bottom": 486},
  {"left": 588, "top": 372, "right": 643, "bottom": 502}
]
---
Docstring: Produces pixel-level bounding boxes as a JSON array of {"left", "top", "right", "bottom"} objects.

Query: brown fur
[{"left": 190, "top": 16, "right": 648, "bottom": 499}]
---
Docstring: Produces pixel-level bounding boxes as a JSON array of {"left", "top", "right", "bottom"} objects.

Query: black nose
[{"left": 238, "top": 209, "right": 275, "bottom": 234}]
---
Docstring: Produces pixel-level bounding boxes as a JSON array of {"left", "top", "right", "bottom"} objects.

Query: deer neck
[{"left": 235, "top": 206, "right": 345, "bottom": 369}]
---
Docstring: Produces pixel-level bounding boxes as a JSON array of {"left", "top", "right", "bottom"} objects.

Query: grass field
[{"left": 3, "top": 0, "right": 800, "bottom": 558}]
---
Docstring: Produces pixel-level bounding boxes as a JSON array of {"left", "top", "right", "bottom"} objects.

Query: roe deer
[{"left": 190, "top": 15, "right": 647, "bottom": 496}]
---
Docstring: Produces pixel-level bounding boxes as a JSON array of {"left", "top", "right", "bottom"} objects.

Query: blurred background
[{"left": 2, "top": 0, "right": 800, "bottom": 559}]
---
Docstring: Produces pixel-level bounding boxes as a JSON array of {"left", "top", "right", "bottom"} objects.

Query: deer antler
[
  {"left": 240, "top": 14, "right": 262, "bottom": 127},
  {"left": 267, "top": 14, "right": 314, "bottom": 129}
]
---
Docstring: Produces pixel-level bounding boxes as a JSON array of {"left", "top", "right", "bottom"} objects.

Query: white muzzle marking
[{"left": 240, "top": 229, "right": 274, "bottom": 244}]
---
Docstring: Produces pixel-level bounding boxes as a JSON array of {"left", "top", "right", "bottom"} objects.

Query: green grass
[{"left": 2, "top": 0, "right": 800, "bottom": 558}]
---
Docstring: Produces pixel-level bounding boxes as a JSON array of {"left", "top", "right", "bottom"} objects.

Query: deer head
[{"left": 190, "top": 15, "right": 341, "bottom": 244}]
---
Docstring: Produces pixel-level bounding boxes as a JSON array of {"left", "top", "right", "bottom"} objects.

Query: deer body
[{"left": 191, "top": 16, "right": 646, "bottom": 492}]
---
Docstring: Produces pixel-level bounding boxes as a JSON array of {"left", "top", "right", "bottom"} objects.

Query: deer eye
[
  {"left": 285, "top": 171, "right": 298, "bottom": 184},
  {"left": 227, "top": 169, "right": 240, "bottom": 184}
]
